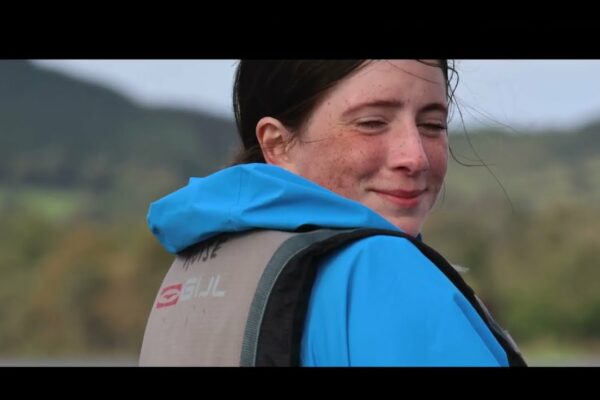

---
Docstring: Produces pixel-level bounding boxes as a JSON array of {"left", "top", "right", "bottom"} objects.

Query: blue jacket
[{"left": 148, "top": 163, "right": 510, "bottom": 366}]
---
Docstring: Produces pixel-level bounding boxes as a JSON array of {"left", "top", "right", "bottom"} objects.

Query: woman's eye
[
  {"left": 357, "top": 119, "right": 387, "bottom": 130},
  {"left": 419, "top": 123, "right": 447, "bottom": 136}
]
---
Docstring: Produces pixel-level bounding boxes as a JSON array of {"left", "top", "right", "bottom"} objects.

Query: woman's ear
[{"left": 256, "top": 117, "right": 296, "bottom": 168}]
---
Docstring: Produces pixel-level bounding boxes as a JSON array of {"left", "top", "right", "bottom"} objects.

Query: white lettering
[
  {"left": 211, "top": 275, "right": 225, "bottom": 297},
  {"left": 181, "top": 278, "right": 197, "bottom": 301},
  {"left": 196, "top": 276, "right": 212, "bottom": 297},
  {"left": 180, "top": 275, "right": 226, "bottom": 301}
]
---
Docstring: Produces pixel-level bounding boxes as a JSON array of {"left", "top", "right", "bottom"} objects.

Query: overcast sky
[{"left": 32, "top": 60, "right": 600, "bottom": 132}]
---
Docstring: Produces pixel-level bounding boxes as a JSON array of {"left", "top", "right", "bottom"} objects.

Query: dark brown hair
[{"left": 230, "top": 60, "right": 456, "bottom": 165}]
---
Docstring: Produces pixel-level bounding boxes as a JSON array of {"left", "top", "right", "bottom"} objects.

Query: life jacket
[{"left": 139, "top": 228, "right": 527, "bottom": 367}]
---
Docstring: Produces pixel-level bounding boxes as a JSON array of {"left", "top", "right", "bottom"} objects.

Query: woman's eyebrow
[
  {"left": 341, "top": 99, "right": 404, "bottom": 117},
  {"left": 341, "top": 99, "right": 448, "bottom": 116}
]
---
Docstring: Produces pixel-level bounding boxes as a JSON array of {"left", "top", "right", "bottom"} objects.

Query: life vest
[{"left": 139, "top": 228, "right": 526, "bottom": 367}]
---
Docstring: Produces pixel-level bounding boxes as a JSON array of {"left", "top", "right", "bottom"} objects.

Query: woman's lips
[{"left": 373, "top": 189, "right": 426, "bottom": 208}]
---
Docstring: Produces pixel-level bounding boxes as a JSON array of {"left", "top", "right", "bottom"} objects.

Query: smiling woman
[
  {"left": 256, "top": 61, "right": 449, "bottom": 237},
  {"left": 139, "top": 60, "right": 527, "bottom": 367}
]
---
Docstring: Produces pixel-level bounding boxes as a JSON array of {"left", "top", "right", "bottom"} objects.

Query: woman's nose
[{"left": 386, "top": 123, "right": 430, "bottom": 175}]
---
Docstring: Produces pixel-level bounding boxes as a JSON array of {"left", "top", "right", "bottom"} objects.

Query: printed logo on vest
[
  {"left": 156, "top": 283, "right": 182, "bottom": 309},
  {"left": 155, "top": 275, "right": 226, "bottom": 310},
  {"left": 181, "top": 275, "right": 226, "bottom": 301}
]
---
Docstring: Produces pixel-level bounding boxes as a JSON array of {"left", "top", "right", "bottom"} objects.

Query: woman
[{"left": 139, "top": 60, "right": 526, "bottom": 366}]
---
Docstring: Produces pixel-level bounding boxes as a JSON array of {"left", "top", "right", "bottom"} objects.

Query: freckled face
[{"left": 284, "top": 60, "right": 449, "bottom": 236}]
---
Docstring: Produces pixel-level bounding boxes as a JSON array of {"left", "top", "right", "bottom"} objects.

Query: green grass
[
  {"left": 0, "top": 186, "right": 85, "bottom": 221},
  {"left": 520, "top": 339, "right": 600, "bottom": 366}
]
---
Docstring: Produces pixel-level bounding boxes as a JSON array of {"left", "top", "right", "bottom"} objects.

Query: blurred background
[{"left": 1, "top": 60, "right": 599, "bottom": 366}]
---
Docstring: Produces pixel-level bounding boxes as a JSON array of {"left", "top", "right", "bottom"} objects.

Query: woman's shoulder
[
  {"left": 309, "top": 233, "right": 462, "bottom": 329},
  {"left": 303, "top": 234, "right": 509, "bottom": 366},
  {"left": 315, "top": 233, "right": 455, "bottom": 295}
]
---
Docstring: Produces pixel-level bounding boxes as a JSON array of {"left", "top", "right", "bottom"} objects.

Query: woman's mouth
[{"left": 372, "top": 189, "right": 426, "bottom": 208}]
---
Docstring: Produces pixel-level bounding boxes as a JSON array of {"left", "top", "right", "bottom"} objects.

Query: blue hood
[{"left": 148, "top": 163, "right": 399, "bottom": 253}]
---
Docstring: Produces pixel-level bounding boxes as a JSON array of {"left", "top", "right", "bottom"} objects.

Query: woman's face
[{"left": 284, "top": 60, "right": 449, "bottom": 237}]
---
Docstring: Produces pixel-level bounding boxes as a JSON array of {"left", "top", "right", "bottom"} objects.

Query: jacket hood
[{"left": 148, "top": 163, "right": 399, "bottom": 253}]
